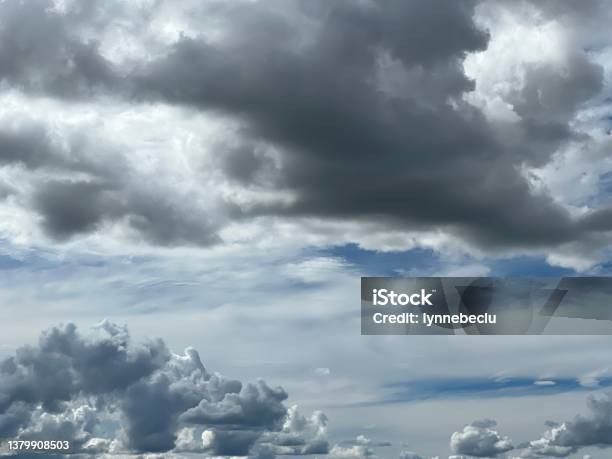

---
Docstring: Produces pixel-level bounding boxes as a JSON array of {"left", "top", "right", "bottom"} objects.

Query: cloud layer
[
  {"left": 3, "top": 321, "right": 612, "bottom": 458},
  {"left": 0, "top": 321, "right": 333, "bottom": 457},
  {"left": 0, "top": 0, "right": 611, "bottom": 263}
]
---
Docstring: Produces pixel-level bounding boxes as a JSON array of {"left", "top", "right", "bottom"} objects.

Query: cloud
[
  {"left": 332, "top": 434, "right": 392, "bottom": 454},
  {"left": 0, "top": 113, "right": 223, "bottom": 246},
  {"left": 517, "top": 391, "right": 612, "bottom": 458},
  {"left": 0, "top": 320, "right": 169, "bottom": 413},
  {"left": 398, "top": 451, "right": 424, "bottom": 459},
  {"left": 255, "top": 405, "right": 330, "bottom": 456},
  {"left": 315, "top": 367, "right": 331, "bottom": 377},
  {"left": 355, "top": 434, "right": 391, "bottom": 448},
  {"left": 179, "top": 380, "right": 288, "bottom": 429},
  {"left": 0, "top": 321, "right": 331, "bottom": 457},
  {"left": 0, "top": 0, "right": 118, "bottom": 98},
  {"left": 134, "top": 0, "right": 583, "bottom": 249},
  {"left": 2, "top": 322, "right": 453, "bottom": 458},
  {"left": 327, "top": 443, "right": 375, "bottom": 459},
  {"left": 450, "top": 419, "right": 513, "bottom": 457},
  {"left": 0, "top": 0, "right": 611, "bottom": 258}
]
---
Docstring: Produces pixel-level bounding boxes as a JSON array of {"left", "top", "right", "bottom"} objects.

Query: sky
[{"left": 1, "top": 0, "right": 612, "bottom": 458}]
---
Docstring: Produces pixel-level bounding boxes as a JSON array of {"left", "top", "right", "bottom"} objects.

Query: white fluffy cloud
[{"left": 450, "top": 419, "right": 513, "bottom": 457}]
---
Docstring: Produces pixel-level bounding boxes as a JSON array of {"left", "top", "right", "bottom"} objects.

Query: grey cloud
[
  {"left": 202, "top": 428, "right": 263, "bottom": 456},
  {"left": 180, "top": 380, "right": 288, "bottom": 429},
  {"left": 580, "top": 208, "right": 612, "bottom": 232},
  {"left": 250, "top": 442, "right": 280, "bottom": 459},
  {"left": 0, "top": 322, "right": 329, "bottom": 457},
  {"left": 32, "top": 178, "right": 220, "bottom": 246},
  {"left": 123, "top": 189, "right": 222, "bottom": 247},
  {"left": 0, "top": 120, "right": 221, "bottom": 245},
  {"left": 261, "top": 405, "right": 330, "bottom": 455},
  {"left": 120, "top": 372, "right": 201, "bottom": 452},
  {"left": 176, "top": 404, "right": 329, "bottom": 457},
  {"left": 131, "top": 0, "right": 609, "bottom": 249},
  {"left": 16, "top": 405, "right": 98, "bottom": 452},
  {"left": 450, "top": 419, "right": 513, "bottom": 458},
  {"left": 3, "top": 322, "right": 420, "bottom": 458},
  {"left": 0, "top": 321, "right": 168, "bottom": 414},
  {"left": 0, "top": 0, "right": 610, "bottom": 252},
  {"left": 0, "top": 124, "right": 64, "bottom": 170},
  {"left": 510, "top": 54, "right": 603, "bottom": 126},
  {"left": 31, "top": 177, "right": 220, "bottom": 245},
  {"left": 499, "top": 52, "right": 604, "bottom": 168},
  {"left": 0, "top": 1, "right": 222, "bottom": 247},
  {"left": 32, "top": 180, "right": 122, "bottom": 239},
  {"left": 0, "top": 0, "right": 119, "bottom": 98},
  {"left": 0, "top": 402, "right": 31, "bottom": 438},
  {"left": 519, "top": 392, "right": 612, "bottom": 458},
  {"left": 217, "top": 142, "right": 280, "bottom": 187},
  {"left": 0, "top": 120, "right": 124, "bottom": 177}
]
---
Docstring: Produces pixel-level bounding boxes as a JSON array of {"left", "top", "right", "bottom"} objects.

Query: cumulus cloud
[
  {"left": 450, "top": 419, "right": 513, "bottom": 458},
  {"left": 0, "top": 321, "right": 331, "bottom": 457},
  {"left": 517, "top": 392, "right": 612, "bottom": 458},
  {"left": 10, "top": 323, "right": 612, "bottom": 459},
  {"left": 1, "top": 321, "right": 438, "bottom": 458},
  {"left": 0, "top": 0, "right": 611, "bottom": 258}
]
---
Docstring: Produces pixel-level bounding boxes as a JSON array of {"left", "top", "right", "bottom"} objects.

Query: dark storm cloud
[
  {"left": 450, "top": 419, "right": 514, "bottom": 457},
  {"left": 0, "top": 0, "right": 610, "bottom": 250},
  {"left": 131, "top": 0, "right": 609, "bottom": 248},
  {"left": 217, "top": 142, "right": 280, "bottom": 186},
  {"left": 0, "top": 322, "right": 331, "bottom": 457},
  {"left": 0, "top": 0, "right": 118, "bottom": 98}
]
